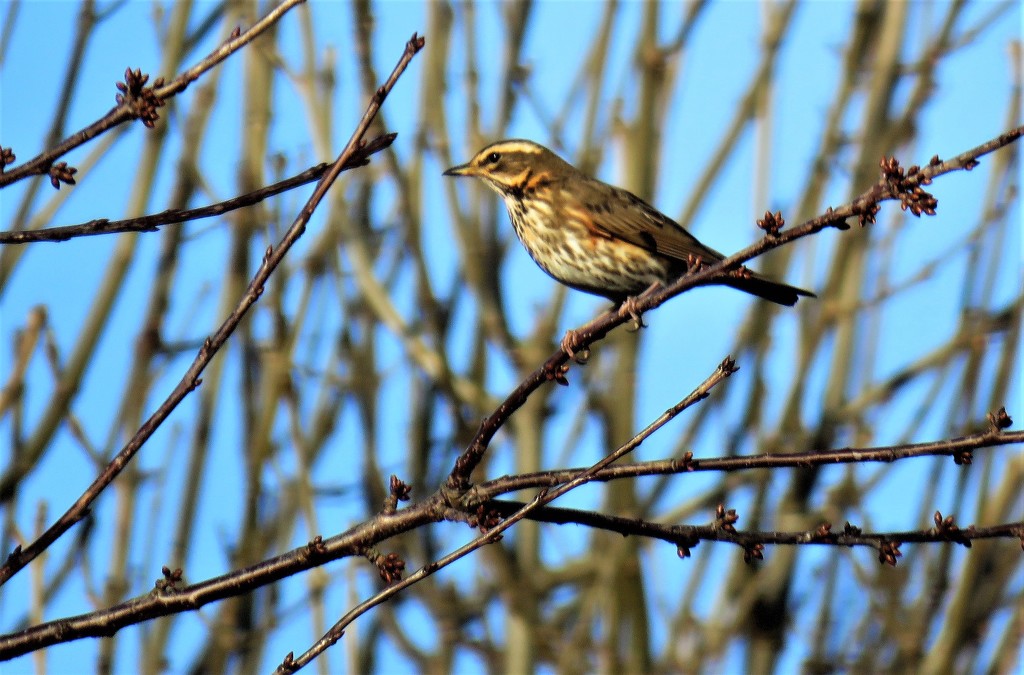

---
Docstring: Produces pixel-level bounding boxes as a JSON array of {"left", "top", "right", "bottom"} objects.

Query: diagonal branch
[
  {"left": 278, "top": 357, "right": 737, "bottom": 673},
  {"left": 0, "top": 32, "right": 425, "bottom": 588},
  {"left": 0, "top": 134, "right": 395, "bottom": 244},
  {"left": 446, "top": 125, "right": 1024, "bottom": 488},
  {"left": 482, "top": 498, "right": 1024, "bottom": 562},
  {"left": 0, "top": 0, "right": 306, "bottom": 189},
  {"left": 474, "top": 420, "right": 1024, "bottom": 497}
]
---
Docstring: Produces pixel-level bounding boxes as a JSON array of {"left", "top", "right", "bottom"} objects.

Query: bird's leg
[{"left": 618, "top": 282, "right": 663, "bottom": 331}]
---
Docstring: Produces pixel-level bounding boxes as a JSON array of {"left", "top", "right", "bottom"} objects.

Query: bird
[{"left": 444, "top": 140, "right": 813, "bottom": 342}]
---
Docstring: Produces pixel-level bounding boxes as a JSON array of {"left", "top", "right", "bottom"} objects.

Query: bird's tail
[{"left": 725, "top": 274, "right": 816, "bottom": 307}]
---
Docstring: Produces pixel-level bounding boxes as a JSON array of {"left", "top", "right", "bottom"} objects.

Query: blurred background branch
[{"left": 0, "top": 1, "right": 1020, "bottom": 673}]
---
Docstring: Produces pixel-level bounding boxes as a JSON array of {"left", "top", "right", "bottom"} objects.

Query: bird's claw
[
  {"left": 560, "top": 329, "right": 590, "bottom": 364},
  {"left": 618, "top": 282, "right": 663, "bottom": 331},
  {"left": 618, "top": 295, "right": 648, "bottom": 332}
]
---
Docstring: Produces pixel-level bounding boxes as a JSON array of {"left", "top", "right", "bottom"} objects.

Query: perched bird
[{"left": 444, "top": 139, "right": 814, "bottom": 310}]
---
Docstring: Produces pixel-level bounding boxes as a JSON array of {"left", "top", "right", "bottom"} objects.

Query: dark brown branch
[
  {"left": 473, "top": 425, "right": 1024, "bottom": 498},
  {"left": 0, "top": 367, "right": 1015, "bottom": 660},
  {"left": 0, "top": 134, "right": 395, "bottom": 244},
  {"left": 280, "top": 357, "right": 737, "bottom": 672},
  {"left": 0, "top": 496, "right": 443, "bottom": 659},
  {"left": 0, "top": 32, "right": 425, "bottom": 588},
  {"left": 0, "top": 0, "right": 306, "bottom": 189},
  {"left": 483, "top": 499, "right": 1024, "bottom": 557}
]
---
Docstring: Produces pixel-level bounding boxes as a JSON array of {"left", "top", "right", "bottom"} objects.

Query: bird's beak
[{"left": 443, "top": 162, "right": 474, "bottom": 177}]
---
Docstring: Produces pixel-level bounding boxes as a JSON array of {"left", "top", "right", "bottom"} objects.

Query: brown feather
[{"left": 444, "top": 139, "right": 816, "bottom": 307}]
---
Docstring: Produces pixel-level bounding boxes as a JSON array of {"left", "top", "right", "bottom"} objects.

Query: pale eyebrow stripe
[{"left": 490, "top": 141, "right": 542, "bottom": 155}]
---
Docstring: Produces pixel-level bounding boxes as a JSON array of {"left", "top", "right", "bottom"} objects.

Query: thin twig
[
  {"left": 0, "top": 0, "right": 306, "bottom": 188},
  {"left": 0, "top": 134, "right": 395, "bottom": 244},
  {"left": 474, "top": 427, "right": 1024, "bottom": 497},
  {"left": 0, "top": 32, "right": 425, "bottom": 588}
]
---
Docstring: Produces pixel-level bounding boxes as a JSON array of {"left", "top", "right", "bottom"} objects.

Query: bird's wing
[{"left": 571, "top": 184, "right": 726, "bottom": 264}]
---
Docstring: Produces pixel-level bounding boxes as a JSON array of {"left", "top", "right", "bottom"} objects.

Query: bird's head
[{"left": 444, "top": 140, "right": 575, "bottom": 197}]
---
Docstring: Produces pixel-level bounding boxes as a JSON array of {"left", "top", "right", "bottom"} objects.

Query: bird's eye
[{"left": 485, "top": 152, "right": 501, "bottom": 165}]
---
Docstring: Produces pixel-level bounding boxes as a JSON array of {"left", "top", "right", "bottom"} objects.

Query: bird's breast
[{"left": 502, "top": 195, "right": 671, "bottom": 298}]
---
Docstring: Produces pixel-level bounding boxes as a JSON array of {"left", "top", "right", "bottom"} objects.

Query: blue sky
[{"left": 1, "top": 1, "right": 1021, "bottom": 672}]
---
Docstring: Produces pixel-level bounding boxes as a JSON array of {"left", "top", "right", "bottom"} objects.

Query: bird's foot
[
  {"left": 622, "top": 307, "right": 646, "bottom": 332},
  {"left": 560, "top": 329, "right": 590, "bottom": 364},
  {"left": 618, "top": 282, "right": 663, "bottom": 331}
]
